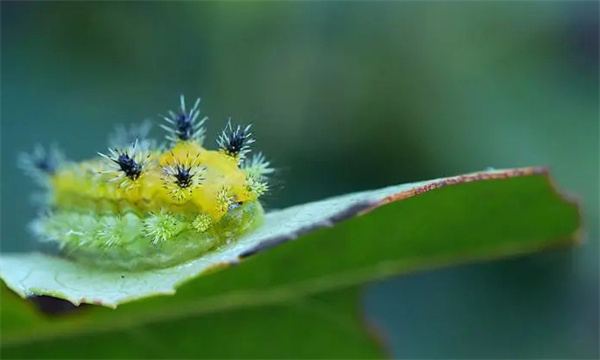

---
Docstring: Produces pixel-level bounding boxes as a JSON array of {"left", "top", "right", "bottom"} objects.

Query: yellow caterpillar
[{"left": 19, "top": 96, "right": 272, "bottom": 271}]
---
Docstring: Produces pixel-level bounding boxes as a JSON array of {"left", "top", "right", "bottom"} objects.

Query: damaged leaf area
[
  {"left": 0, "top": 167, "right": 581, "bottom": 358},
  {"left": 0, "top": 167, "right": 580, "bottom": 309}
]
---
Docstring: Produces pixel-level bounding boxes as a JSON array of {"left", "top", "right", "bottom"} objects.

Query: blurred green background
[{"left": 1, "top": 1, "right": 598, "bottom": 358}]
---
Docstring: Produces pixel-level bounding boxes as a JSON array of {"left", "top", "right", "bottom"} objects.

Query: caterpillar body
[{"left": 19, "top": 96, "right": 272, "bottom": 271}]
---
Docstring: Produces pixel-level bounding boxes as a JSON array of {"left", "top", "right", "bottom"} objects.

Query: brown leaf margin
[{"left": 239, "top": 167, "right": 584, "bottom": 261}]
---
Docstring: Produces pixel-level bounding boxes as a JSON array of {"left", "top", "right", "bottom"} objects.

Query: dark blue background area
[{"left": 1, "top": 2, "right": 598, "bottom": 358}]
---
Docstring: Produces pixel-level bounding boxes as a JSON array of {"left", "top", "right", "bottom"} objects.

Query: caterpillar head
[{"left": 21, "top": 95, "right": 273, "bottom": 270}]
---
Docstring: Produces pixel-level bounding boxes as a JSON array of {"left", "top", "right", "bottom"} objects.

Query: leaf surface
[{"left": 0, "top": 168, "right": 581, "bottom": 358}]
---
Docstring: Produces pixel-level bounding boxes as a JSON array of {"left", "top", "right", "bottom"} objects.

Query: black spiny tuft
[
  {"left": 171, "top": 164, "right": 194, "bottom": 188},
  {"left": 217, "top": 120, "right": 255, "bottom": 160},
  {"left": 35, "top": 156, "right": 56, "bottom": 173},
  {"left": 18, "top": 144, "right": 65, "bottom": 186},
  {"left": 161, "top": 95, "right": 207, "bottom": 144},
  {"left": 161, "top": 156, "right": 205, "bottom": 200},
  {"left": 97, "top": 140, "right": 149, "bottom": 186},
  {"left": 115, "top": 152, "right": 142, "bottom": 180}
]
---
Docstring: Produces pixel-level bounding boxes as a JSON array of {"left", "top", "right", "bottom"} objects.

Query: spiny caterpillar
[{"left": 19, "top": 95, "right": 273, "bottom": 271}]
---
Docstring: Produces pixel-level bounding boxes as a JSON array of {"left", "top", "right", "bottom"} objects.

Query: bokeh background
[{"left": 1, "top": 1, "right": 598, "bottom": 358}]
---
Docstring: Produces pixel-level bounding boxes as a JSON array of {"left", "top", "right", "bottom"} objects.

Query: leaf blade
[
  {"left": 0, "top": 167, "right": 581, "bottom": 357},
  {"left": 0, "top": 168, "right": 580, "bottom": 308}
]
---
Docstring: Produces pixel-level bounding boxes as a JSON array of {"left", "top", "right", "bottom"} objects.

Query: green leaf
[{"left": 0, "top": 168, "right": 581, "bottom": 358}]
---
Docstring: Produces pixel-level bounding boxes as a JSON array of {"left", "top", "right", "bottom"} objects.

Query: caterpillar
[{"left": 19, "top": 95, "right": 273, "bottom": 271}]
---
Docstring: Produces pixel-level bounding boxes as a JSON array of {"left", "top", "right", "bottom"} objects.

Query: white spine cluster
[
  {"left": 97, "top": 139, "right": 152, "bottom": 190},
  {"left": 160, "top": 95, "right": 208, "bottom": 145},
  {"left": 18, "top": 144, "right": 66, "bottom": 187},
  {"left": 217, "top": 120, "right": 255, "bottom": 161}
]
